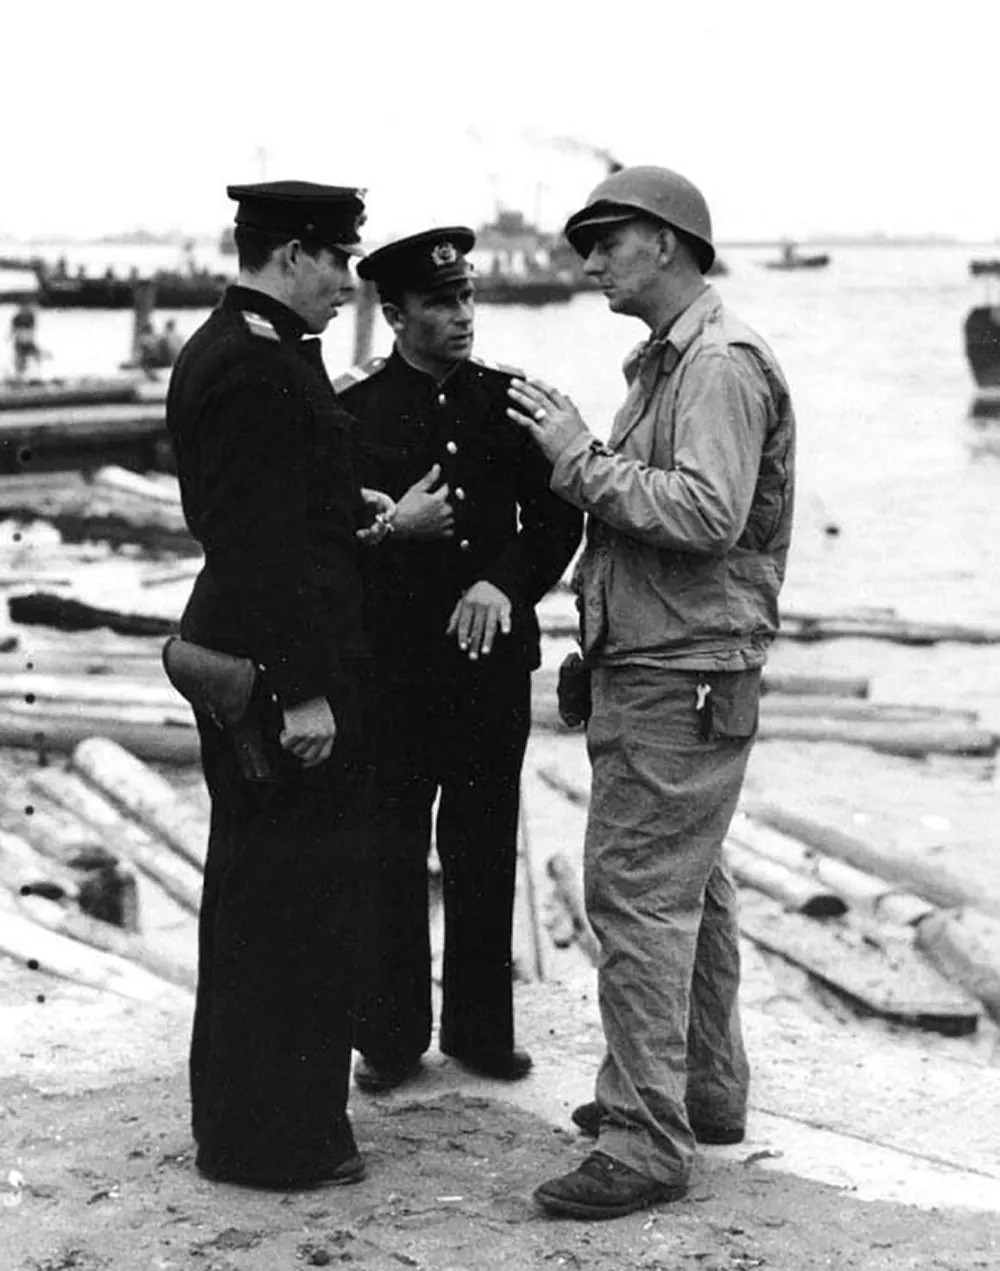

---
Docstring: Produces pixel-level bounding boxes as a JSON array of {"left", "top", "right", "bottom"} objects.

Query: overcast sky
[{"left": 4, "top": 0, "right": 999, "bottom": 243}]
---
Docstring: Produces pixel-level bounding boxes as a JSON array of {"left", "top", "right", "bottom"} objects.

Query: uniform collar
[
  {"left": 222, "top": 284, "right": 311, "bottom": 341},
  {"left": 389, "top": 345, "right": 467, "bottom": 390},
  {"left": 624, "top": 284, "right": 722, "bottom": 382}
]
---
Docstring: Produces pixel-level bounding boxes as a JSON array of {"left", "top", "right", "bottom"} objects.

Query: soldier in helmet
[
  {"left": 336, "top": 227, "right": 581, "bottom": 1094},
  {"left": 167, "top": 180, "right": 392, "bottom": 1190},
  {"left": 508, "top": 166, "right": 796, "bottom": 1219}
]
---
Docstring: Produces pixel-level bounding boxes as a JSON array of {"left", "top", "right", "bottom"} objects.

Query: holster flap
[{"left": 162, "top": 636, "right": 257, "bottom": 729}]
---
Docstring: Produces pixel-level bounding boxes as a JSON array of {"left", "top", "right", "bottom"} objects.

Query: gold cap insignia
[{"left": 430, "top": 241, "right": 458, "bottom": 267}]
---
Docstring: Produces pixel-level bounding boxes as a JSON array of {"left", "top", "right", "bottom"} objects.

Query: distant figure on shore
[
  {"left": 8, "top": 303, "right": 43, "bottom": 379},
  {"left": 135, "top": 318, "right": 185, "bottom": 376},
  {"left": 157, "top": 318, "right": 185, "bottom": 364},
  {"left": 135, "top": 320, "right": 163, "bottom": 377}
]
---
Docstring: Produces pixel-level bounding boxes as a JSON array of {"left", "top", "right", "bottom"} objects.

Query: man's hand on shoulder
[
  {"left": 392, "top": 464, "right": 454, "bottom": 540},
  {"left": 280, "top": 696, "right": 336, "bottom": 768},
  {"left": 446, "top": 581, "right": 512, "bottom": 660},
  {"left": 507, "top": 378, "right": 589, "bottom": 462}
]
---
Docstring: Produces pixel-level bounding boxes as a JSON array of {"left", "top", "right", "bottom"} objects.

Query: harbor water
[{"left": 3, "top": 243, "right": 1000, "bottom": 725}]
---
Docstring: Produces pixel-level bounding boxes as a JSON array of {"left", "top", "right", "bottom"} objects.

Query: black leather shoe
[
  {"left": 533, "top": 1151, "right": 686, "bottom": 1220},
  {"left": 440, "top": 1045, "right": 533, "bottom": 1081},
  {"left": 197, "top": 1150, "right": 365, "bottom": 1190},
  {"left": 353, "top": 1053, "right": 422, "bottom": 1093},
  {"left": 571, "top": 1100, "right": 745, "bottom": 1145}
]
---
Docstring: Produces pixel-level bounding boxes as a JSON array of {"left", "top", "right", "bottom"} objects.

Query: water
[{"left": 3, "top": 243, "right": 999, "bottom": 719}]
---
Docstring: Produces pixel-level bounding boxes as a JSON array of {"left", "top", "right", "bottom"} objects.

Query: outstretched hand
[{"left": 507, "top": 378, "right": 588, "bottom": 462}]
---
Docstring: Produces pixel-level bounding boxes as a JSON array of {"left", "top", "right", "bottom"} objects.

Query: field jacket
[{"left": 551, "top": 286, "right": 795, "bottom": 670}]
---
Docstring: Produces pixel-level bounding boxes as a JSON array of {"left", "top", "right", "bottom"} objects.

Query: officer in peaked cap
[
  {"left": 166, "top": 181, "right": 392, "bottom": 1190},
  {"left": 337, "top": 228, "right": 581, "bottom": 1095}
]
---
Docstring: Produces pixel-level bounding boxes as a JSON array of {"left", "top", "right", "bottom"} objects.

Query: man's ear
[
  {"left": 279, "top": 238, "right": 303, "bottom": 275},
  {"left": 656, "top": 226, "right": 677, "bottom": 266},
  {"left": 382, "top": 301, "right": 405, "bottom": 334}
]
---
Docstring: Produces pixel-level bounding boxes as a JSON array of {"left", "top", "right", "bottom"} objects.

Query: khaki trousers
[{"left": 584, "top": 664, "right": 758, "bottom": 1184}]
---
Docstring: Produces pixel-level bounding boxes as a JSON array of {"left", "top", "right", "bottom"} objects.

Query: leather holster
[
  {"left": 557, "top": 650, "right": 592, "bottom": 729},
  {"left": 162, "top": 635, "right": 278, "bottom": 782}
]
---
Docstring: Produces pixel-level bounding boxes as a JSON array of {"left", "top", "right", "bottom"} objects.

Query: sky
[{"left": 4, "top": 0, "right": 999, "bottom": 244}]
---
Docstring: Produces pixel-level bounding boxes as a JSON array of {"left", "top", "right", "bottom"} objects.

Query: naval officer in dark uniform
[
  {"left": 167, "top": 180, "right": 382, "bottom": 1189},
  {"left": 337, "top": 228, "right": 582, "bottom": 1091}
]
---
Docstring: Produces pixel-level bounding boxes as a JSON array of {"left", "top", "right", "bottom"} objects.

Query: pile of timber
[
  {"left": 530, "top": 666, "right": 997, "bottom": 760},
  {"left": 0, "top": 465, "right": 195, "bottom": 553},
  {"left": 0, "top": 735, "right": 204, "bottom": 1004},
  {"left": 0, "top": 383, "right": 171, "bottom": 475},
  {"left": 536, "top": 764, "right": 1000, "bottom": 1037},
  {"left": 537, "top": 595, "right": 1000, "bottom": 649}
]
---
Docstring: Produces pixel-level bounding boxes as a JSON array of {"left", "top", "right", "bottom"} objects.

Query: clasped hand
[
  {"left": 356, "top": 487, "right": 396, "bottom": 545},
  {"left": 447, "top": 580, "right": 512, "bottom": 660},
  {"left": 393, "top": 463, "right": 454, "bottom": 539},
  {"left": 280, "top": 696, "right": 336, "bottom": 768}
]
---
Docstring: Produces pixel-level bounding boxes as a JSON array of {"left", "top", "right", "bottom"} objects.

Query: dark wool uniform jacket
[
  {"left": 337, "top": 349, "right": 582, "bottom": 681},
  {"left": 167, "top": 286, "right": 368, "bottom": 712}
]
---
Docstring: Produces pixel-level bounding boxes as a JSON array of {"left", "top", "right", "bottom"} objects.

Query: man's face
[
  {"left": 287, "top": 245, "right": 355, "bottom": 333},
  {"left": 392, "top": 282, "right": 475, "bottom": 374},
  {"left": 580, "top": 220, "right": 666, "bottom": 318}
]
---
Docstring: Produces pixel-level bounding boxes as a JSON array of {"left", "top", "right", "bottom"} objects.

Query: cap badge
[{"left": 430, "top": 241, "right": 458, "bottom": 267}]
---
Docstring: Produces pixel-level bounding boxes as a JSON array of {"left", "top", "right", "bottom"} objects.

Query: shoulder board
[
  {"left": 332, "top": 355, "right": 387, "bottom": 395},
  {"left": 470, "top": 354, "right": 525, "bottom": 380},
  {"left": 242, "top": 311, "right": 280, "bottom": 342}
]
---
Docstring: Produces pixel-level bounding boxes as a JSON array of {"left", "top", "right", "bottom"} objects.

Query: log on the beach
[
  {"left": 0, "top": 888, "right": 189, "bottom": 1005},
  {"left": 761, "top": 671, "right": 869, "bottom": 699},
  {"left": 71, "top": 736, "right": 207, "bottom": 869},
  {"left": 0, "top": 673, "right": 181, "bottom": 709},
  {"left": 758, "top": 697, "right": 979, "bottom": 725},
  {"left": 739, "top": 901, "right": 980, "bottom": 1035},
  {"left": 0, "top": 706, "right": 199, "bottom": 765},
  {"left": 15, "top": 890, "right": 195, "bottom": 992},
  {"left": 91, "top": 465, "right": 181, "bottom": 507},
  {"left": 915, "top": 911, "right": 1000, "bottom": 1028},
  {"left": 741, "top": 799, "right": 989, "bottom": 915},
  {"left": 28, "top": 766, "right": 203, "bottom": 914},
  {"left": 729, "top": 816, "right": 937, "bottom": 925},
  {"left": 778, "top": 610, "right": 1000, "bottom": 647},
  {"left": 545, "top": 852, "right": 601, "bottom": 966},
  {"left": 724, "top": 841, "right": 846, "bottom": 918},
  {"left": 8, "top": 591, "right": 178, "bottom": 637},
  {"left": 755, "top": 715, "right": 997, "bottom": 758}
]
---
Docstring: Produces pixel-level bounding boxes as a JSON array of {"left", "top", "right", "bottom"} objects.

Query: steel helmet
[{"left": 564, "top": 165, "right": 715, "bottom": 273}]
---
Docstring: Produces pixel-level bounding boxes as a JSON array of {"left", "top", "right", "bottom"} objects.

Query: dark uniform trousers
[
  {"left": 359, "top": 662, "right": 530, "bottom": 1066},
  {"left": 339, "top": 349, "right": 581, "bottom": 1069},
  {"left": 188, "top": 689, "right": 371, "bottom": 1185}
]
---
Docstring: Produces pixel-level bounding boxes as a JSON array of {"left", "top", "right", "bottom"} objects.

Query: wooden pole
[
  {"left": 130, "top": 280, "right": 157, "bottom": 365},
  {"left": 352, "top": 280, "right": 378, "bottom": 366}
]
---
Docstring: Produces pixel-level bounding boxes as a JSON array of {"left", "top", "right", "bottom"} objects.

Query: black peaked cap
[{"left": 357, "top": 226, "right": 475, "bottom": 294}]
